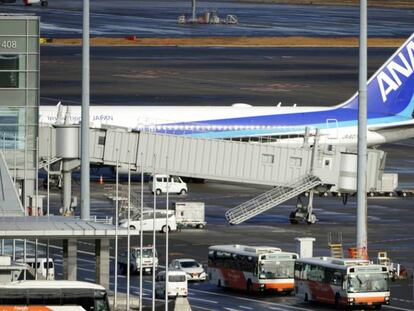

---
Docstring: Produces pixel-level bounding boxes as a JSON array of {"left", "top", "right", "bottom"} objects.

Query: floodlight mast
[
  {"left": 357, "top": 0, "right": 368, "bottom": 258},
  {"left": 81, "top": 0, "right": 90, "bottom": 220}
]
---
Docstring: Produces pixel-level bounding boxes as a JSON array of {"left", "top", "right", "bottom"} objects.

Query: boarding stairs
[
  {"left": 225, "top": 175, "right": 322, "bottom": 225},
  {"left": 104, "top": 184, "right": 151, "bottom": 219},
  {"left": 328, "top": 232, "right": 344, "bottom": 258},
  {"left": 38, "top": 156, "right": 61, "bottom": 170}
]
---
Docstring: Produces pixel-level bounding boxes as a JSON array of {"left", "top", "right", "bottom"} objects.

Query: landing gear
[{"left": 289, "top": 190, "right": 318, "bottom": 225}]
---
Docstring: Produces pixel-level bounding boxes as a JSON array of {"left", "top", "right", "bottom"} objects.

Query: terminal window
[{"left": 0, "top": 55, "right": 19, "bottom": 88}]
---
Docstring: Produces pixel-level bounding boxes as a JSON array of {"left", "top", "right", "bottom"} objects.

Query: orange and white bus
[
  {"left": 294, "top": 257, "right": 390, "bottom": 309},
  {"left": 208, "top": 245, "right": 298, "bottom": 293}
]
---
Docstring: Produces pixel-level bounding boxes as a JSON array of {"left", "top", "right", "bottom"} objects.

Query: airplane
[{"left": 39, "top": 33, "right": 414, "bottom": 147}]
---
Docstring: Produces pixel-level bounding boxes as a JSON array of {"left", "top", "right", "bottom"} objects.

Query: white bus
[
  {"left": 0, "top": 280, "right": 110, "bottom": 311},
  {"left": 208, "top": 245, "right": 298, "bottom": 293},
  {"left": 294, "top": 257, "right": 390, "bottom": 309}
]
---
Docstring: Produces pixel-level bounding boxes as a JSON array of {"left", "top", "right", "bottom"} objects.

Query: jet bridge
[{"left": 39, "top": 124, "right": 386, "bottom": 224}]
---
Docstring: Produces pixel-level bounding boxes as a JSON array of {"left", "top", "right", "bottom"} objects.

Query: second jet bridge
[{"left": 39, "top": 125, "right": 386, "bottom": 224}]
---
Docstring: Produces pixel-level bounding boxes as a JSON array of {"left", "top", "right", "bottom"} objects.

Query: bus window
[
  {"left": 347, "top": 273, "right": 388, "bottom": 293},
  {"left": 332, "top": 272, "right": 343, "bottom": 286}
]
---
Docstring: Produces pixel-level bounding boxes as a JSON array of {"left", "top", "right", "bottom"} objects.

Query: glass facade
[{"left": 0, "top": 15, "right": 39, "bottom": 170}]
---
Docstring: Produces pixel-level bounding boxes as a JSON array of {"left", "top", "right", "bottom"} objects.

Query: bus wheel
[
  {"left": 374, "top": 305, "right": 382, "bottom": 310},
  {"left": 246, "top": 280, "right": 253, "bottom": 294},
  {"left": 334, "top": 294, "right": 341, "bottom": 309},
  {"left": 156, "top": 189, "right": 162, "bottom": 195}
]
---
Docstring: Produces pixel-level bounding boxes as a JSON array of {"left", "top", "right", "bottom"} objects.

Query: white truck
[
  {"left": 174, "top": 202, "right": 206, "bottom": 229},
  {"left": 118, "top": 246, "right": 158, "bottom": 275}
]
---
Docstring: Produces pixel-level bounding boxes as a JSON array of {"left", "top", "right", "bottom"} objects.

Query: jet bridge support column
[
  {"left": 95, "top": 238, "right": 110, "bottom": 290},
  {"left": 62, "top": 161, "right": 72, "bottom": 215},
  {"left": 63, "top": 238, "right": 77, "bottom": 281}
]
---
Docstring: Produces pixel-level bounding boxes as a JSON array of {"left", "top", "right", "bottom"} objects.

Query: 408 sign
[{"left": 1, "top": 40, "right": 17, "bottom": 49}]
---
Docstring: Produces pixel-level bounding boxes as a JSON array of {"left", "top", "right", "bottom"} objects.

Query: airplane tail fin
[{"left": 343, "top": 33, "right": 414, "bottom": 120}]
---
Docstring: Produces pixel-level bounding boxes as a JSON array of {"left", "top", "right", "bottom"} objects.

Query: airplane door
[{"left": 326, "top": 119, "right": 339, "bottom": 143}]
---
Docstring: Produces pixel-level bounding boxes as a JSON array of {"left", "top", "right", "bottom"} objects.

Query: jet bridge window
[
  {"left": 289, "top": 157, "right": 302, "bottom": 167},
  {"left": 98, "top": 136, "right": 105, "bottom": 145},
  {"left": 261, "top": 154, "right": 274, "bottom": 164},
  {"left": 0, "top": 55, "right": 19, "bottom": 88}
]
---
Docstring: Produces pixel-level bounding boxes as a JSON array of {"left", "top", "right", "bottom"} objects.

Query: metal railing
[{"left": 225, "top": 175, "right": 321, "bottom": 225}]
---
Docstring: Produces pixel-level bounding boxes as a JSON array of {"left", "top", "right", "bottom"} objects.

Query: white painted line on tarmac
[
  {"left": 188, "top": 287, "right": 317, "bottom": 311},
  {"left": 191, "top": 306, "right": 217, "bottom": 311},
  {"left": 224, "top": 308, "right": 241, "bottom": 311},
  {"left": 267, "top": 307, "right": 288, "bottom": 311},
  {"left": 239, "top": 306, "right": 254, "bottom": 310},
  {"left": 188, "top": 296, "right": 219, "bottom": 304},
  {"left": 384, "top": 306, "right": 414, "bottom": 311}
]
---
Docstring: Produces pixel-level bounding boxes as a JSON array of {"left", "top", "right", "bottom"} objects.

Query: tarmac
[
  {"left": 39, "top": 45, "right": 396, "bottom": 107},
  {"left": 2, "top": 0, "right": 414, "bottom": 37}
]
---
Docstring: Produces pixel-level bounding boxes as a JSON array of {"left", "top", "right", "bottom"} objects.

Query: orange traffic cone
[{"left": 99, "top": 175, "right": 104, "bottom": 185}]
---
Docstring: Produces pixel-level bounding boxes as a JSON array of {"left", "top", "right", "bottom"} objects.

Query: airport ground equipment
[
  {"left": 39, "top": 124, "right": 388, "bottom": 223},
  {"left": 173, "top": 202, "right": 206, "bottom": 229},
  {"left": 328, "top": 232, "right": 343, "bottom": 259},
  {"left": 225, "top": 175, "right": 321, "bottom": 225},
  {"left": 177, "top": 0, "right": 237, "bottom": 24},
  {"left": 118, "top": 246, "right": 158, "bottom": 275}
]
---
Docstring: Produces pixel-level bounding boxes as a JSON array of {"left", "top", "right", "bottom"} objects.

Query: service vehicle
[
  {"left": 173, "top": 201, "right": 206, "bottom": 229},
  {"left": 17, "top": 257, "right": 55, "bottom": 280},
  {"left": 155, "top": 269, "right": 188, "bottom": 298},
  {"left": 294, "top": 257, "right": 390, "bottom": 309},
  {"left": 119, "top": 209, "right": 177, "bottom": 233},
  {"left": 118, "top": 246, "right": 158, "bottom": 275},
  {"left": 24, "top": 0, "right": 48, "bottom": 6},
  {"left": 0, "top": 280, "right": 110, "bottom": 310},
  {"left": 169, "top": 258, "right": 207, "bottom": 281},
  {"left": 151, "top": 174, "right": 187, "bottom": 195},
  {"left": 208, "top": 244, "right": 298, "bottom": 293}
]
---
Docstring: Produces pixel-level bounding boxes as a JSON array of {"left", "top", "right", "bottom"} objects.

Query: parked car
[
  {"left": 169, "top": 258, "right": 207, "bottom": 281},
  {"left": 118, "top": 246, "right": 158, "bottom": 275},
  {"left": 151, "top": 174, "right": 187, "bottom": 195},
  {"left": 155, "top": 269, "right": 188, "bottom": 298},
  {"left": 119, "top": 209, "right": 177, "bottom": 233}
]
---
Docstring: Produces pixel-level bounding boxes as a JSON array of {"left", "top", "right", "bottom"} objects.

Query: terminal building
[{"left": 0, "top": 14, "right": 39, "bottom": 215}]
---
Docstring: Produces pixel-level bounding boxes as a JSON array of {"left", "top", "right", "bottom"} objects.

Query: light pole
[
  {"left": 357, "top": 0, "right": 368, "bottom": 259},
  {"left": 81, "top": 0, "right": 90, "bottom": 220}
]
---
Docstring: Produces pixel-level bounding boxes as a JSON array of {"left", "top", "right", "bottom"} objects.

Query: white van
[
  {"left": 151, "top": 175, "right": 188, "bottom": 196},
  {"left": 17, "top": 257, "right": 55, "bottom": 280},
  {"left": 155, "top": 269, "right": 188, "bottom": 298},
  {"left": 119, "top": 209, "right": 177, "bottom": 233}
]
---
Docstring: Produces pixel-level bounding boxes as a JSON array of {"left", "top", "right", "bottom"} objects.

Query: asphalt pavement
[{"left": 1, "top": 0, "right": 414, "bottom": 37}]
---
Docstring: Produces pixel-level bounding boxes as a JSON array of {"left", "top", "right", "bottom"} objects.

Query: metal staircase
[
  {"left": 328, "top": 232, "right": 344, "bottom": 258},
  {"left": 225, "top": 175, "right": 322, "bottom": 225}
]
